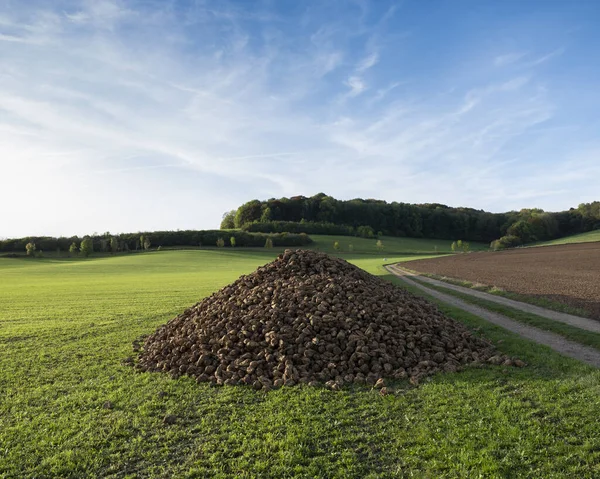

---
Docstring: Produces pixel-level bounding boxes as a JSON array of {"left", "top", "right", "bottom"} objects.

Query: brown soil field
[{"left": 406, "top": 242, "right": 600, "bottom": 320}]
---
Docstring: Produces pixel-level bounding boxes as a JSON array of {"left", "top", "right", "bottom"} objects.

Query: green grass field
[
  {"left": 532, "top": 229, "right": 600, "bottom": 247},
  {"left": 1, "top": 250, "right": 599, "bottom": 478},
  {"left": 308, "top": 234, "right": 488, "bottom": 254}
]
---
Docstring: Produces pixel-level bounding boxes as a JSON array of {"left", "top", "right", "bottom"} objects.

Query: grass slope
[
  {"left": 1, "top": 251, "right": 599, "bottom": 478},
  {"left": 308, "top": 235, "right": 488, "bottom": 255},
  {"left": 532, "top": 230, "right": 600, "bottom": 247}
]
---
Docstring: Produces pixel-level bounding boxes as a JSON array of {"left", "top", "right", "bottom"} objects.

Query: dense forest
[
  {"left": 221, "top": 194, "right": 600, "bottom": 248},
  {"left": 0, "top": 230, "right": 311, "bottom": 255}
]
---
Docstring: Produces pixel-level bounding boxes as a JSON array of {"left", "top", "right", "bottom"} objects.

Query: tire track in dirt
[{"left": 386, "top": 265, "right": 600, "bottom": 368}]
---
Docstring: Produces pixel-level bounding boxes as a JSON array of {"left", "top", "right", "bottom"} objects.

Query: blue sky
[{"left": 1, "top": 0, "right": 599, "bottom": 237}]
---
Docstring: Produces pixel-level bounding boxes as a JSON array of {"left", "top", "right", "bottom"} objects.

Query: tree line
[
  {"left": 239, "top": 220, "right": 378, "bottom": 238},
  {"left": 0, "top": 230, "right": 312, "bottom": 255},
  {"left": 222, "top": 194, "right": 600, "bottom": 248}
]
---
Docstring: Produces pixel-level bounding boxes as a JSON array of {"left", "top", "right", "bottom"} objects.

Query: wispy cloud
[
  {"left": 494, "top": 48, "right": 565, "bottom": 69},
  {"left": 494, "top": 52, "right": 527, "bottom": 67},
  {"left": 528, "top": 47, "right": 565, "bottom": 66},
  {"left": 345, "top": 76, "right": 367, "bottom": 96},
  {"left": 341, "top": 50, "right": 380, "bottom": 99},
  {"left": 356, "top": 51, "right": 379, "bottom": 72},
  {"left": 64, "top": 0, "right": 135, "bottom": 27}
]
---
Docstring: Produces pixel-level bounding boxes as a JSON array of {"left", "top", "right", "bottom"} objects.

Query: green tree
[
  {"left": 220, "top": 210, "right": 236, "bottom": 229},
  {"left": 260, "top": 207, "right": 272, "bottom": 223},
  {"left": 357, "top": 225, "right": 375, "bottom": 238},
  {"left": 110, "top": 236, "right": 119, "bottom": 254},
  {"left": 25, "top": 242, "right": 36, "bottom": 256},
  {"left": 376, "top": 239, "right": 384, "bottom": 251},
  {"left": 507, "top": 220, "right": 536, "bottom": 243},
  {"left": 451, "top": 241, "right": 457, "bottom": 252},
  {"left": 69, "top": 242, "right": 78, "bottom": 256},
  {"left": 80, "top": 238, "right": 93, "bottom": 257},
  {"left": 333, "top": 241, "right": 340, "bottom": 251},
  {"left": 143, "top": 237, "right": 151, "bottom": 251},
  {"left": 264, "top": 237, "right": 274, "bottom": 248},
  {"left": 216, "top": 237, "right": 225, "bottom": 247},
  {"left": 462, "top": 241, "right": 470, "bottom": 252},
  {"left": 230, "top": 236, "right": 236, "bottom": 247},
  {"left": 234, "top": 200, "right": 262, "bottom": 228},
  {"left": 139, "top": 235, "right": 145, "bottom": 251}
]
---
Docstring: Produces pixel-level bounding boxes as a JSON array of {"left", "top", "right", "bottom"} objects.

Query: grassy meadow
[
  {"left": 1, "top": 249, "right": 599, "bottom": 478},
  {"left": 308, "top": 234, "right": 488, "bottom": 254},
  {"left": 532, "top": 229, "right": 600, "bottom": 247}
]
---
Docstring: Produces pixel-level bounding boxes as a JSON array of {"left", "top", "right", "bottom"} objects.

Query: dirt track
[
  {"left": 386, "top": 266, "right": 600, "bottom": 368},
  {"left": 406, "top": 242, "right": 600, "bottom": 320}
]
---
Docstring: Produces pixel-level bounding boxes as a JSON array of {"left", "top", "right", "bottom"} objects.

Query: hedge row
[{"left": 0, "top": 230, "right": 312, "bottom": 253}]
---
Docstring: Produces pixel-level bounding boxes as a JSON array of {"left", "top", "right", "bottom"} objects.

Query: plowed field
[{"left": 406, "top": 242, "right": 600, "bottom": 319}]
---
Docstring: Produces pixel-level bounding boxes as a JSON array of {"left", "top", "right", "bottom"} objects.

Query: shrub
[
  {"left": 356, "top": 225, "right": 375, "bottom": 238},
  {"left": 25, "top": 242, "right": 36, "bottom": 256},
  {"left": 216, "top": 238, "right": 225, "bottom": 248},
  {"left": 490, "top": 235, "right": 522, "bottom": 251}
]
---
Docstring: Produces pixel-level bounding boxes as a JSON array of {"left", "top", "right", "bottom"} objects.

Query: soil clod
[{"left": 163, "top": 414, "right": 177, "bottom": 425}]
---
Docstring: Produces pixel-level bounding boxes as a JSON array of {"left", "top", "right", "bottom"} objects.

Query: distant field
[
  {"left": 1, "top": 250, "right": 599, "bottom": 477},
  {"left": 406, "top": 242, "right": 600, "bottom": 319},
  {"left": 532, "top": 229, "right": 600, "bottom": 247},
  {"left": 308, "top": 235, "right": 488, "bottom": 255}
]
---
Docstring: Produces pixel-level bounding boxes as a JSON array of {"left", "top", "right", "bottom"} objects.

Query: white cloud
[
  {"left": 528, "top": 48, "right": 565, "bottom": 66},
  {"left": 64, "top": 11, "right": 90, "bottom": 24},
  {"left": 345, "top": 76, "right": 367, "bottom": 96},
  {"left": 494, "top": 52, "right": 526, "bottom": 67},
  {"left": 356, "top": 52, "right": 379, "bottom": 72},
  {"left": 0, "top": 33, "right": 34, "bottom": 43},
  {"left": 64, "top": 0, "right": 134, "bottom": 28}
]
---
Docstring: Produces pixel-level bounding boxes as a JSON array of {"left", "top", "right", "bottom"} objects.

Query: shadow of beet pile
[{"left": 133, "top": 250, "right": 520, "bottom": 390}]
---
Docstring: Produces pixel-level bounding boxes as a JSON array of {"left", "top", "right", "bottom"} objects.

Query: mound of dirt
[{"left": 135, "top": 250, "right": 513, "bottom": 389}]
